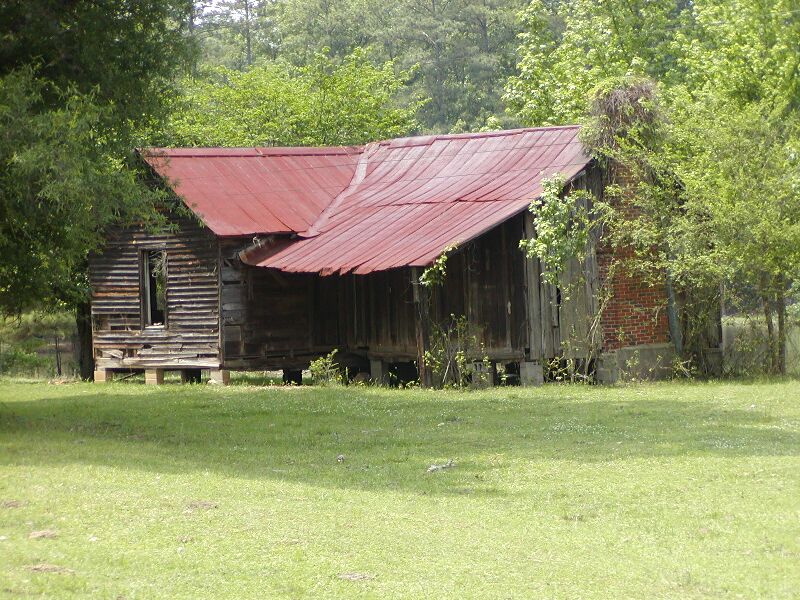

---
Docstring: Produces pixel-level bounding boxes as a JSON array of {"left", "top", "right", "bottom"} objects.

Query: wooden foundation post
[
  {"left": 208, "top": 369, "right": 230, "bottom": 385},
  {"left": 93, "top": 369, "right": 113, "bottom": 383},
  {"left": 369, "top": 358, "right": 387, "bottom": 385},
  {"left": 411, "top": 268, "right": 433, "bottom": 388},
  {"left": 520, "top": 361, "right": 544, "bottom": 386},
  {"left": 145, "top": 369, "right": 164, "bottom": 385}
]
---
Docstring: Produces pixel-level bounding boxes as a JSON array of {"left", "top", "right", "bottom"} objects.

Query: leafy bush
[
  {"left": 0, "top": 347, "right": 49, "bottom": 376},
  {"left": 424, "top": 314, "right": 491, "bottom": 388},
  {"left": 309, "top": 349, "right": 342, "bottom": 386}
]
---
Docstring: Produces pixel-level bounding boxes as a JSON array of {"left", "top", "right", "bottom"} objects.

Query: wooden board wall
[
  {"left": 89, "top": 168, "right": 602, "bottom": 374},
  {"left": 433, "top": 215, "right": 528, "bottom": 360},
  {"left": 90, "top": 217, "right": 221, "bottom": 370},
  {"left": 218, "top": 254, "right": 418, "bottom": 368},
  {"left": 340, "top": 270, "right": 417, "bottom": 359},
  {"left": 523, "top": 164, "right": 605, "bottom": 363},
  {"left": 218, "top": 215, "right": 536, "bottom": 369},
  {"left": 219, "top": 240, "right": 343, "bottom": 369}
]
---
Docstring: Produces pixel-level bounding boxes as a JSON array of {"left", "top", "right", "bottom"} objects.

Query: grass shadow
[{"left": 1, "top": 381, "right": 798, "bottom": 496}]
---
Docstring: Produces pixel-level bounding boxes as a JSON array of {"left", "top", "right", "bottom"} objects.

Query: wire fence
[{"left": 722, "top": 318, "right": 800, "bottom": 376}]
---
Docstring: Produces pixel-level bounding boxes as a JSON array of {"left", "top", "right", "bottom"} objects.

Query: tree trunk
[
  {"left": 75, "top": 301, "right": 94, "bottom": 380},
  {"left": 760, "top": 279, "right": 776, "bottom": 374},
  {"left": 776, "top": 274, "right": 787, "bottom": 376},
  {"left": 244, "top": 0, "right": 252, "bottom": 65},
  {"left": 54, "top": 336, "right": 62, "bottom": 377}
]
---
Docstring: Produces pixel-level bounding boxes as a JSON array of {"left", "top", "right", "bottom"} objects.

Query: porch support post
[
  {"left": 145, "top": 369, "right": 164, "bottom": 385},
  {"left": 520, "top": 361, "right": 544, "bottom": 386},
  {"left": 369, "top": 358, "right": 387, "bottom": 385},
  {"left": 411, "top": 268, "right": 433, "bottom": 388},
  {"left": 93, "top": 368, "right": 113, "bottom": 383},
  {"left": 208, "top": 369, "right": 230, "bottom": 385}
]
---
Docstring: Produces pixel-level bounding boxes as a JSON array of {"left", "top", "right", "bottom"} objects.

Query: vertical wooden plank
[
  {"left": 382, "top": 272, "right": 391, "bottom": 349},
  {"left": 217, "top": 238, "right": 225, "bottom": 366},
  {"left": 338, "top": 276, "right": 348, "bottom": 349},
  {"left": 307, "top": 276, "right": 314, "bottom": 348},
  {"left": 411, "top": 267, "right": 433, "bottom": 387},
  {"left": 511, "top": 216, "right": 528, "bottom": 352},
  {"left": 501, "top": 220, "right": 512, "bottom": 350},
  {"left": 523, "top": 212, "right": 544, "bottom": 361},
  {"left": 368, "top": 273, "right": 377, "bottom": 346}
]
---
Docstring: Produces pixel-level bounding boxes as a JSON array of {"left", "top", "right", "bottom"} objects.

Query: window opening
[{"left": 142, "top": 250, "right": 167, "bottom": 327}]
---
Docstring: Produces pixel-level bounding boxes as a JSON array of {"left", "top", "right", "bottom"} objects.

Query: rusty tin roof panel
[
  {"left": 248, "top": 126, "right": 590, "bottom": 273},
  {"left": 145, "top": 126, "right": 590, "bottom": 272},
  {"left": 141, "top": 147, "right": 363, "bottom": 236}
]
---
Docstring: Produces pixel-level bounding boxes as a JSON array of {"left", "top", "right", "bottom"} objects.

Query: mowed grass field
[{"left": 0, "top": 379, "right": 798, "bottom": 599}]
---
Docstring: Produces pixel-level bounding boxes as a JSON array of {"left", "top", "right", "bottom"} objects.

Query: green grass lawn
[{"left": 0, "top": 379, "right": 798, "bottom": 599}]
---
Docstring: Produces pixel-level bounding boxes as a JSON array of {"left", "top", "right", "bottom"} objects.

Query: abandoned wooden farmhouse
[{"left": 89, "top": 126, "right": 680, "bottom": 385}]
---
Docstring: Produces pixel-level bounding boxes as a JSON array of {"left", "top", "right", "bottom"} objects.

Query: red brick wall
[
  {"left": 597, "top": 248, "right": 670, "bottom": 351},
  {"left": 598, "top": 165, "right": 670, "bottom": 351}
]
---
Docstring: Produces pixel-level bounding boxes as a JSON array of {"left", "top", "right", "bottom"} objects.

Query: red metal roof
[
  {"left": 144, "top": 126, "right": 591, "bottom": 274},
  {"left": 142, "top": 146, "right": 362, "bottom": 236}
]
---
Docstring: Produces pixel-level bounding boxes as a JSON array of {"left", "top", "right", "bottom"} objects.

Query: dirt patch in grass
[
  {"left": 28, "top": 529, "right": 57, "bottom": 539},
  {"left": 1, "top": 500, "right": 23, "bottom": 509},
  {"left": 186, "top": 500, "right": 217, "bottom": 511},
  {"left": 338, "top": 572, "right": 374, "bottom": 581},
  {"left": 25, "top": 564, "right": 73, "bottom": 574}
]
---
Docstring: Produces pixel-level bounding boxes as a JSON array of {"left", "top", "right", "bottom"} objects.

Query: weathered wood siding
[
  {"left": 219, "top": 242, "right": 418, "bottom": 367},
  {"left": 217, "top": 199, "right": 599, "bottom": 370},
  {"left": 219, "top": 240, "right": 341, "bottom": 369},
  {"left": 90, "top": 217, "right": 221, "bottom": 370},
  {"left": 523, "top": 164, "right": 605, "bottom": 362},
  {"left": 341, "top": 270, "right": 418, "bottom": 359},
  {"left": 431, "top": 216, "right": 528, "bottom": 360},
  {"left": 90, "top": 162, "right": 602, "bottom": 374}
]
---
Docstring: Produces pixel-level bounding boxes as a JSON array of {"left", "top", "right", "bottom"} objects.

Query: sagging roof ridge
[
  {"left": 145, "top": 146, "right": 364, "bottom": 158},
  {"left": 142, "top": 125, "right": 590, "bottom": 274},
  {"left": 143, "top": 125, "right": 579, "bottom": 160}
]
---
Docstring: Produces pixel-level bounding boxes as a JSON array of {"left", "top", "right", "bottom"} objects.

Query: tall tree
[
  {"left": 235, "top": 0, "right": 524, "bottom": 132},
  {"left": 504, "top": 0, "right": 695, "bottom": 125},
  {"left": 193, "top": 0, "right": 281, "bottom": 68},
  {"left": 162, "top": 49, "right": 423, "bottom": 147},
  {"left": 508, "top": 0, "right": 800, "bottom": 374},
  {"left": 0, "top": 0, "right": 193, "bottom": 377}
]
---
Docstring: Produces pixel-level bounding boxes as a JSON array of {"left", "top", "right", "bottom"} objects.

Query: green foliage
[
  {"left": 505, "top": 0, "right": 693, "bottom": 126},
  {"left": 519, "top": 175, "right": 608, "bottom": 286},
  {"left": 163, "top": 49, "right": 422, "bottom": 146},
  {"left": 418, "top": 245, "right": 458, "bottom": 287},
  {"left": 510, "top": 0, "right": 800, "bottom": 375},
  {"left": 0, "top": 70, "right": 169, "bottom": 313},
  {"left": 424, "top": 315, "right": 490, "bottom": 388},
  {"left": 193, "top": 1, "right": 279, "bottom": 69},
  {"left": 0, "top": 347, "right": 49, "bottom": 377},
  {"left": 0, "top": 310, "right": 77, "bottom": 377},
  {"left": 0, "top": 0, "right": 192, "bottom": 315},
  {"left": 309, "top": 349, "right": 343, "bottom": 386},
  {"left": 192, "top": 0, "right": 524, "bottom": 132},
  {"left": 0, "top": 311, "right": 76, "bottom": 345},
  {"left": 0, "top": 0, "right": 194, "bottom": 147}
]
